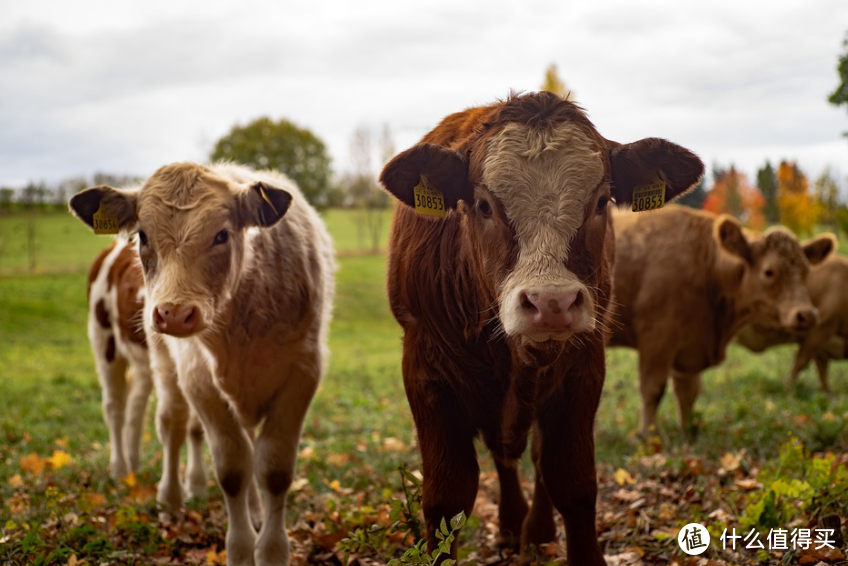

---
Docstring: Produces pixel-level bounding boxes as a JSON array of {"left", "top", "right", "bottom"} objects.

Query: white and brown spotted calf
[
  {"left": 71, "top": 162, "right": 334, "bottom": 566},
  {"left": 86, "top": 238, "right": 207, "bottom": 502}
]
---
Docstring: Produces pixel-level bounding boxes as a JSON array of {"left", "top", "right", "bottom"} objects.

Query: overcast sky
[{"left": 2, "top": 0, "right": 848, "bottom": 191}]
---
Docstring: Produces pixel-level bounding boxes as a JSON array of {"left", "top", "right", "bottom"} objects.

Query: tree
[
  {"left": 777, "top": 160, "right": 818, "bottom": 235},
  {"left": 541, "top": 63, "right": 575, "bottom": 101},
  {"left": 828, "top": 31, "right": 848, "bottom": 137},
  {"left": 342, "top": 124, "right": 392, "bottom": 253},
  {"left": 756, "top": 161, "right": 779, "bottom": 224},
  {"left": 210, "top": 117, "right": 333, "bottom": 207},
  {"left": 814, "top": 168, "right": 841, "bottom": 229},
  {"left": 703, "top": 166, "right": 765, "bottom": 229}
]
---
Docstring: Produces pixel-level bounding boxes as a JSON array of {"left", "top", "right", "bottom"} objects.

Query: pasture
[{"left": 1, "top": 210, "right": 847, "bottom": 565}]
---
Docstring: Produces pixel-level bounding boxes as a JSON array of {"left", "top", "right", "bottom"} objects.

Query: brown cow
[
  {"left": 609, "top": 205, "right": 834, "bottom": 436},
  {"left": 71, "top": 162, "right": 335, "bottom": 566},
  {"left": 380, "top": 91, "right": 704, "bottom": 564},
  {"left": 87, "top": 238, "right": 209, "bottom": 506},
  {"left": 736, "top": 246, "right": 846, "bottom": 392}
]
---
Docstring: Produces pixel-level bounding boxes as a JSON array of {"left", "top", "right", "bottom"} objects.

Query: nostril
[
  {"left": 573, "top": 291, "right": 584, "bottom": 308},
  {"left": 520, "top": 292, "right": 539, "bottom": 312},
  {"left": 183, "top": 308, "right": 196, "bottom": 325}
]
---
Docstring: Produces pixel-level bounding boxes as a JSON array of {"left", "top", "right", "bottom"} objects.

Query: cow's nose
[
  {"left": 154, "top": 303, "right": 198, "bottom": 336},
  {"left": 793, "top": 307, "right": 818, "bottom": 331},
  {"left": 520, "top": 289, "right": 583, "bottom": 330}
]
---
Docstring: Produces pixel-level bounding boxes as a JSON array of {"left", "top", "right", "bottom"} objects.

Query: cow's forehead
[
  {"left": 481, "top": 122, "right": 604, "bottom": 252},
  {"left": 756, "top": 229, "right": 807, "bottom": 272},
  {"left": 137, "top": 166, "right": 234, "bottom": 238}
]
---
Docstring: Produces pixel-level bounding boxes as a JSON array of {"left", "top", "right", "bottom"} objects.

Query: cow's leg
[
  {"left": 814, "top": 355, "right": 831, "bottom": 393},
  {"left": 185, "top": 409, "right": 208, "bottom": 500},
  {"left": 252, "top": 368, "right": 318, "bottom": 566},
  {"left": 493, "top": 457, "right": 529, "bottom": 551},
  {"left": 405, "top": 375, "right": 478, "bottom": 560},
  {"left": 791, "top": 326, "right": 833, "bottom": 391},
  {"left": 531, "top": 348, "right": 606, "bottom": 566},
  {"left": 638, "top": 350, "right": 672, "bottom": 437},
  {"left": 123, "top": 361, "right": 154, "bottom": 475},
  {"left": 416, "top": 413, "right": 478, "bottom": 561},
  {"left": 181, "top": 365, "right": 256, "bottom": 566},
  {"left": 671, "top": 371, "right": 701, "bottom": 437},
  {"left": 95, "top": 349, "right": 130, "bottom": 480},
  {"left": 521, "top": 431, "right": 556, "bottom": 548},
  {"left": 150, "top": 341, "right": 190, "bottom": 511}
]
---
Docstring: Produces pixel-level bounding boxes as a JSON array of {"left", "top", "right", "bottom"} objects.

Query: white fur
[{"left": 482, "top": 122, "right": 604, "bottom": 341}]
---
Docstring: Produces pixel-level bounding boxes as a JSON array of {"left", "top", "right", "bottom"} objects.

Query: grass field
[{"left": 1, "top": 210, "right": 847, "bottom": 565}]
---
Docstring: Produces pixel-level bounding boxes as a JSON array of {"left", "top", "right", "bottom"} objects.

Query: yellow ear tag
[
  {"left": 92, "top": 202, "right": 120, "bottom": 234},
  {"left": 257, "top": 183, "right": 279, "bottom": 216},
  {"left": 413, "top": 177, "right": 446, "bottom": 218},
  {"left": 631, "top": 177, "right": 666, "bottom": 213}
]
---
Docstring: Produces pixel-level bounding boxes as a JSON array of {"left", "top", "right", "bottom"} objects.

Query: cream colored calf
[{"left": 72, "top": 162, "right": 335, "bottom": 566}]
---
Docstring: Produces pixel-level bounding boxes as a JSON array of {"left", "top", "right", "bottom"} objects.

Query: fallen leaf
[
  {"left": 48, "top": 450, "right": 72, "bottom": 470},
  {"left": 122, "top": 472, "right": 137, "bottom": 487},
  {"left": 8, "top": 474, "right": 23, "bottom": 488},
  {"left": 86, "top": 492, "right": 107, "bottom": 507},
  {"left": 614, "top": 468, "right": 636, "bottom": 486},
  {"left": 720, "top": 452, "right": 741, "bottom": 472},
  {"left": 206, "top": 546, "right": 227, "bottom": 565},
  {"left": 19, "top": 452, "right": 45, "bottom": 476}
]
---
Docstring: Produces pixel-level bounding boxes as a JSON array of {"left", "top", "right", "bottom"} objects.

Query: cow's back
[{"left": 610, "top": 206, "right": 723, "bottom": 362}]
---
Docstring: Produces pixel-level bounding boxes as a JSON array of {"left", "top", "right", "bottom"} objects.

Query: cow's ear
[
  {"left": 379, "top": 143, "right": 472, "bottom": 210},
  {"left": 715, "top": 215, "right": 753, "bottom": 264},
  {"left": 69, "top": 185, "right": 138, "bottom": 232},
  {"left": 609, "top": 137, "right": 704, "bottom": 206},
  {"left": 239, "top": 182, "right": 293, "bottom": 228},
  {"left": 802, "top": 233, "right": 836, "bottom": 265}
]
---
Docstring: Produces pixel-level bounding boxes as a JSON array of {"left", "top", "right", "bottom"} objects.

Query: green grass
[{"left": 2, "top": 209, "right": 848, "bottom": 565}]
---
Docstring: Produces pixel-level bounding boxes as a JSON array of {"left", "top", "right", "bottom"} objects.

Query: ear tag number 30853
[
  {"left": 413, "top": 177, "right": 446, "bottom": 218},
  {"left": 93, "top": 202, "right": 120, "bottom": 234},
  {"left": 631, "top": 178, "right": 666, "bottom": 213}
]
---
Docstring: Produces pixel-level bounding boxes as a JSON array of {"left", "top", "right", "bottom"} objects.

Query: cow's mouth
[{"left": 526, "top": 332, "right": 572, "bottom": 343}]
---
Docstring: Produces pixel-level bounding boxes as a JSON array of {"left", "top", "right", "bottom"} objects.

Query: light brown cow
[
  {"left": 380, "top": 91, "right": 704, "bottom": 564},
  {"left": 86, "top": 238, "right": 207, "bottom": 504},
  {"left": 609, "top": 205, "right": 834, "bottom": 436},
  {"left": 71, "top": 162, "right": 335, "bottom": 566},
  {"left": 736, "top": 246, "right": 846, "bottom": 392}
]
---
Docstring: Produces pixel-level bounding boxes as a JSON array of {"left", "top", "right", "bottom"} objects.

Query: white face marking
[{"left": 482, "top": 122, "right": 605, "bottom": 340}]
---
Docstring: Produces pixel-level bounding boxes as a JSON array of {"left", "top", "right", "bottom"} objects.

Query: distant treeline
[{"left": 0, "top": 173, "right": 140, "bottom": 214}]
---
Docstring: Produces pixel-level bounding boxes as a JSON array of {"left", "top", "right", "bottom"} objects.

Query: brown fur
[
  {"left": 108, "top": 245, "right": 146, "bottom": 346},
  {"left": 381, "top": 92, "right": 704, "bottom": 564},
  {"left": 609, "top": 205, "right": 828, "bottom": 436},
  {"left": 737, "top": 248, "right": 846, "bottom": 391}
]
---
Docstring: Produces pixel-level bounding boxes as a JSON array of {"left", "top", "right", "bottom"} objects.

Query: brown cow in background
[
  {"left": 609, "top": 205, "right": 834, "bottom": 437},
  {"left": 380, "top": 91, "right": 704, "bottom": 564},
  {"left": 736, "top": 246, "right": 847, "bottom": 392}
]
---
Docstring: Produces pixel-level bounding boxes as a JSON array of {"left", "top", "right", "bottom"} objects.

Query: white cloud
[{"left": 1, "top": 0, "right": 847, "bottom": 189}]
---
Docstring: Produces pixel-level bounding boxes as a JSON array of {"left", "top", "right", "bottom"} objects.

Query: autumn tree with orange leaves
[
  {"left": 777, "top": 160, "right": 819, "bottom": 235},
  {"left": 703, "top": 166, "right": 765, "bottom": 229}
]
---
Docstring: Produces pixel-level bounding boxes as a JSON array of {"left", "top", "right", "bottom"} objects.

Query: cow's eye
[
  {"left": 764, "top": 268, "right": 775, "bottom": 279},
  {"left": 478, "top": 200, "right": 492, "bottom": 218},
  {"left": 137, "top": 231, "right": 148, "bottom": 246},
  {"left": 213, "top": 230, "right": 229, "bottom": 246},
  {"left": 596, "top": 196, "right": 609, "bottom": 214}
]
